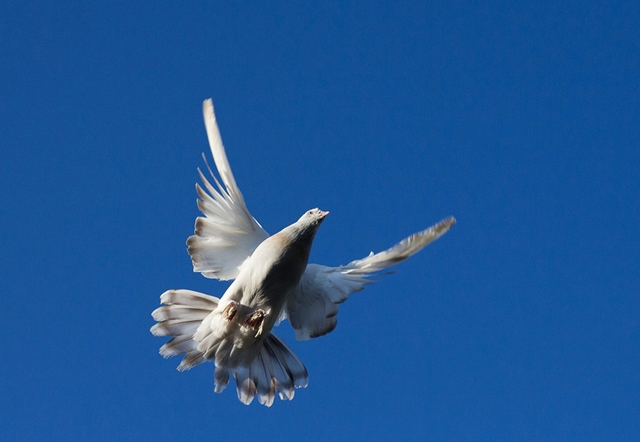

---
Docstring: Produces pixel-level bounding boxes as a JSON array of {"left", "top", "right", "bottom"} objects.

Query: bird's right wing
[
  {"left": 285, "top": 217, "right": 455, "bottom": 340},
  {"left": 187, "top": 99, "right": 269, "bottom": 281}
]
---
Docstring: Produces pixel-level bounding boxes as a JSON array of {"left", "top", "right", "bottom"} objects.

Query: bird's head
[
  {"left": 297, "top": 208, "right": 330, "bottom": 227},
  {"left": 277, "top": 208, "right": 329, "bottom": 247}
]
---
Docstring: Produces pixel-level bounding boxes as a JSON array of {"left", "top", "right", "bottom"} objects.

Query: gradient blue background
[{"left": 2, "top": 1, "right": 638, "bottom": 440}]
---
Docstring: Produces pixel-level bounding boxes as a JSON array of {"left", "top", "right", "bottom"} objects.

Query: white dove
[{"left": 151, "top": 99, "right": 455, "bottom": 407}]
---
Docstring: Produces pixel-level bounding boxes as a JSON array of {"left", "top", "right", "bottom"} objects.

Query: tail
[
  {"left": 232, "top": 333, "right": 308, "bottom": 406},
  {"left": 151, "top": 289, "right": 308, "bottom": 406},
  {"left": 151, "top": 289, "right": 219, "bottom": 370}
]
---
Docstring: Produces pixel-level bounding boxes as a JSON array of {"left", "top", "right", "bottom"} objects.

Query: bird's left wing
[
  {"left": 187, "top": 99, "right": 269, "bottom": 281},
  {"left": 285, "top": 217, "right": 455, "bottom": 340}
]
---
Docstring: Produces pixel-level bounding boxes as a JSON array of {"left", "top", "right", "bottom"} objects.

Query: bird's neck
[{"left": 279, "top": 225, "right": 318, "bottom": 263}]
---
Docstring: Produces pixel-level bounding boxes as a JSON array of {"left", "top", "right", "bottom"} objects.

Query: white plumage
[{"left": 151, "top": 99, "right": 455, "bottom": 406}]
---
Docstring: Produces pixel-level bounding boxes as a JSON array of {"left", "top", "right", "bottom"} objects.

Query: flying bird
[{"left": 151, "top": 99, "right": 455, "bottom": 406}]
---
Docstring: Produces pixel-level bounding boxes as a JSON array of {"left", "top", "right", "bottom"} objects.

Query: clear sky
[{"left": 1, "top": 1, "right": 638, "bottom": 440}]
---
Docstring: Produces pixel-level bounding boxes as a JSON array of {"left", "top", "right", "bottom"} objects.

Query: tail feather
[
  {"left": 159, "top": 289, "right": 219, "bottom": 309},
  {"left": 213, "top": 338, "right": 234, "bottom": 366},
  {"left": 159, "top": 335, "right": 199, "bottom": 358},
  {"left": 267, "top": 334, "right": 309, "bottom": 389},
  {"left": 150, "top": 319, "right": 203, "bottom": 337},
  {"left": 151, "top": 289, "right": 309, "bottom": 406},
  {"left": 229, "top": 334, "right": 308, "bottom": 406},
  {"left": 177, "top": 351, "right": 206, "bottom": 372},
  {"left": 214, "top": 366, "right": 230, "bottom": 393},
  {"left": 264, "top": 341, "right": 295, "bottom": 400},
  {"left": 152, "top": 305, "right": 213, "bottom": 322},
  {"left": 235, "top": 367, "right": 257, "bottom": 405},
  {"left": 152, "top": 289, "right": 220, "bottom": 370},
  {"left": 251, "top": 350, "right": 276, "bottom": 406}
]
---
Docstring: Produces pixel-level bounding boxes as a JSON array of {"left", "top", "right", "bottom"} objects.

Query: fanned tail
[
  {"left": 151, "top": 289, "right": 219, "bottom": 371},
  {"left": 151, "top": 289, "right": 308, "bottom": 406},
  {"left": 231, "top": 334, "right": 308, "bottom": 406}
]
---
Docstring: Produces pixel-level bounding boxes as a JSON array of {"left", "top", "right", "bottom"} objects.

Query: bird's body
[
  {"left": 228, "top": 209, "right": 327, "bottom": 310},
  {"left": 192, "top": 209, "right": 328, "bottom": 384},
  {"left": 151, "top": 99, "right": 455, "bottom": 406}
]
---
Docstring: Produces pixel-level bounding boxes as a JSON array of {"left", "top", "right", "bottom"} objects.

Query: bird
[{"left": 151, "top": 99, "right": 455, "bottom": 407}]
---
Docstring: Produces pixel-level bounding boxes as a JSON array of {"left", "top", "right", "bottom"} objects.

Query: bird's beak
[{"left": 320, "top": 210, "right": 330, "bottom": 218}]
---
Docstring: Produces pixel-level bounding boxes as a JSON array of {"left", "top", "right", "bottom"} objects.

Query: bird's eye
[{"left": 307, "top": 210, "right": 312, "bottom": 215}]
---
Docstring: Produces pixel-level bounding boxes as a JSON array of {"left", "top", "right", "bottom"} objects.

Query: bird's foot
[
  {"left": 245, "top": 309, "right": 265, "bottom": 329},
  {"left": 222, "top": 301, "right": 238, "bottom": 321}
]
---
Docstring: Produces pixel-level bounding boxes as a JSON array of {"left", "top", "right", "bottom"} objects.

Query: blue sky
[{"left": 1, "top": 1, "right": 638, "bottom": 440}]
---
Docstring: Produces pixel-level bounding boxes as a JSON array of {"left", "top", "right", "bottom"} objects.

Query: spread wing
[
  {"left": 187, "top": 99, "right": 269, "bottom": 281},
  {"left": 285, "top": 217, "right": 456, "bottom": 340}
]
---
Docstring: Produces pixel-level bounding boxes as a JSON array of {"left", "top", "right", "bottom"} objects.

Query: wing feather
[
  {"left": 186, "top": 99, "right": 269, "bottom": 281},
  {"left": 286, "top": 217, "right": 455, "bottom": 340}
]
